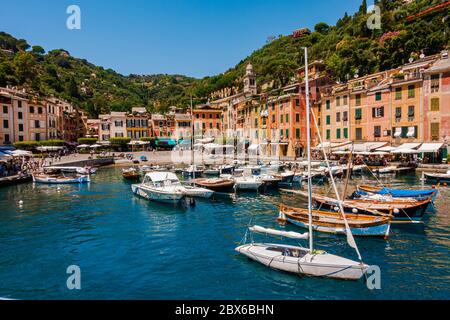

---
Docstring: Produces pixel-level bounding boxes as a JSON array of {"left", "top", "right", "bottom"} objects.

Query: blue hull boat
[{"left": 357, "top": 185, "right": 438, "bottom": 202}]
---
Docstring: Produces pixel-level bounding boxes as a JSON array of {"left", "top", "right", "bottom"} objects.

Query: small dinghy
[
  {"left": 424, "top": 170, "right": 450, "bottom": 184},
  {"left": 236, "top": 226, "right": 367, "bottom": 280},
  {"left": 122, "top": 168, "right": 140, "bottom": 180},
  {"left": 193, "top": 178, "right": 235, "bottom": 193}
]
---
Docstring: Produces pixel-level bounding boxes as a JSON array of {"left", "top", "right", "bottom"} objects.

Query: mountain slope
[{"left": 0, "top": 0, "right": 448, "bottom": 117}]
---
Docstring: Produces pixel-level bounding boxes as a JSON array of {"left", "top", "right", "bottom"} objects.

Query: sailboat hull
[
  {"left": 279, "top": 206, "right": 391, "bottom": 238},
  {"left": 236, "top": 243, "right": 367, "bottom": 280}
]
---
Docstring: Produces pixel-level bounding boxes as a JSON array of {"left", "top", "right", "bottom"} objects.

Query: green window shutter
[
  {"left": 336, "top": 129, "right": 341, "bottom": 139},
  {"left": 344, "top": 128, "right": 348, "bottom": 139},
  {"left": 296, "top": 128, "right": 300, "bottom": 138},
  {"left": 326, "top": 115, "right": 331, "bottom": 125}
]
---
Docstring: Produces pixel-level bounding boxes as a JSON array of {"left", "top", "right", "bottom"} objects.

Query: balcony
[{"left": 408, "top": 116, "right": 415, "bottom": 122}]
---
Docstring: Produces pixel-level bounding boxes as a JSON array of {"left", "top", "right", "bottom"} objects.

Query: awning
[
  {"left": 395, "top": 143, "right": 421, "bottom": 150},
  {"left": 417, "top": 143, "right": 444, "bottom": 153},
  {"left": 391, "top": 148, "right": 420, "bottom": 154},
  {"left": 376, "top": 146, "right": 396, "bottom": 152},
  {"left": 248, "top": 144, "right": 259, "bottom": 151}
]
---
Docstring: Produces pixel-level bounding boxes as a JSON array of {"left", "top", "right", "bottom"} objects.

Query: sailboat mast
[
  {"left": 191, "top": 95, "right": 196, "bottom": 185},
  {"left": 304, "top": 47, "right": 313, "bottom": 253}
]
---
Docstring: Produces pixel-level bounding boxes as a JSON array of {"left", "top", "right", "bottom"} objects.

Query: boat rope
[{"left": 360, "top": 158, "right": 387, "bottom": 189}]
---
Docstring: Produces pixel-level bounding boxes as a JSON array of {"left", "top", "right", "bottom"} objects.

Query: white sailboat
[{"left": 236, "top": 47, "right": 368, "bottom": 280}]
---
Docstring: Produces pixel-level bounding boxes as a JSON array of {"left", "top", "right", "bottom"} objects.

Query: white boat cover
[
  {"left": 249, "top": 225, "right": 309, "bottom": 240},
  {"left": 145, "top": 172, "right": 179, "bottom": 182},
  {"left": 417, "top": 143, "right": 444, "bottom": 153}
]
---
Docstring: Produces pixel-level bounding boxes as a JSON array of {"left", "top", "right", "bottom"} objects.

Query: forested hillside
[{"left": 0, "top": 0, "right": 448, "bottom": 117}]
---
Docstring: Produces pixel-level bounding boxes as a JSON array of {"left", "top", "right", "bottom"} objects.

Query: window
[
  {"left": 395, "top": 107, "right": 402, "bottom": 119},
  {"left": 286, "top": 114, "right": 289, "bottom": 123},
  {"left": 408, "top": 106, "right": 415, "bottom": 118},
  {"left": 336, "top": 97, "right": 341, "bottom": 107},
  {"left": 355, "top": 128, "right": 362, "bottom": 140},
  {"left": 254, "top": 118, "right": 258, "bottom": 127},
  {"left": 355, "top": 94, "right": 361, "bottom": 106},
  {"left": 18, "top": 124, "right": 23, "bottom": 132},
  {"left": 280, "top": 129, "right": 283, "bottom": 138},
  {"left": 431, "top": 123, "right": 440, "bottom": 140},
  {"left": 336, "top": 112, "right": 341, "bottom": 122},
  {"left": 336, "top": 128, "right": 341, "bottom": 139},
  {"left": 372, "top": 106, "right": 384, "bottom": 118},
  {"left": 19, "top": 136, "right": 24, "bottom": 142},
  {"left": 209, "top": 114, "right": 212, "bottom": 119},
  {"left": 285, "top": 129, "right": 289, "bottom": 138},
  {"left": 2, "top": 105, "right": 7, "bottom": 113},
  {"left": 35, "top": 133, "right": 40, "bottom": 141},
  {"left": 326, "top": 100, "right": 330, "bottom": 110},
  {"left": 4, "top": 134, "right": 10, "bottom": 143},
  {"left": 343, "top": 111, "right": 348, "bottom": 122},
  {"left": 355, "top": 108, "right": 362, "bottom": 120},
  {"left": 272, "top": 115, "right": 275, "bottom": 123},
  {"left": 326, "top": 129, "right": 330, "bottom": 140},
  {"left": 431, "top": 98, "right": 440, "bottom": 111},
  {"left": 18, "top": 112, "right": 23, "bottom": 120},
  {"left": 272, "top": 103, "right": 275, "bottom": 111},
  {"left": 280, "top": 115, "right": 283, "bottom": 123},
  {"left": 35, "top": 120, "right": 40, "bottom": 128},
  {"left": 395, "top": 87, "right": 402, "bottom": 100},
  {"left": 296, "top": 113, "right": 300, "bottom": 122},
  {"left": 202, "top": 114, "right": 205, "bottom": 119},
  {"left": 374, "top": 126, "right": 381, "bottom": 138},
  {"left": 431, "top": 74, "right": 440, "bottom": 93},
  {"left": 326, "top": 115, "right": 331, "bottom": 125},
  {"left": 3, "top": 120, "right": 8, "bottom": 129},
  {"left": 209, "top": 123, "right": 213, "bottom": 129},
  {"left": 115, "top": 121, "right": 123, "bottom": 127},
  {"left": 38, "top": 107, "right": 43, "bottom": 114},
  {"left": 343, "top": 95, "right": 348, "bottom": 105},
  {"left": 408, "top": 85, "right": 415, "bottom": 98},
  {"left": 375, "top": 92, "right": 382, "bottom": 101},
  {"left": 18, "top": 101, "right": 22, "bottom": 108},
  {"left": 344, "top": 128, "right": 348, "bottom": 139},
  {"left": 296, "top": 128, "right": 300, "bottom": 138},
  {"left": 29, "top": 106, "right": 34, "bottom": 113}
]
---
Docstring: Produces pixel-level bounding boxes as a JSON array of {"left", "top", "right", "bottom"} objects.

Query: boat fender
[{"left": 393, "top": 208, "right": 400, "bottom": 214}]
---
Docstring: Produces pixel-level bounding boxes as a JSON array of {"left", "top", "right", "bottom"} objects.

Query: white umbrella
[
  {"left": 11, "top": 150, "right": 32, "bottom": 157},
  {"left": 77, "top": 144, "right": 90, "bottom": 149},
  {"left": 90, "top": 144, "right": 102, "bottom": 148}
]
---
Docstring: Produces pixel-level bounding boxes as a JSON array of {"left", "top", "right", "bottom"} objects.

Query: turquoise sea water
[{"left": 0, "top": 168, "right": 449, "bottom": 300}]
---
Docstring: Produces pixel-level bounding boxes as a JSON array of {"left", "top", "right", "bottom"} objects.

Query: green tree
[
  {"left": 314, "top": 22, "right": 330, "bottom": 34},
  {"left": 32, "top": 45, "right": 45, "bottom": 55},
  {"left": 13, "top": 51, "right": 37, "bottom": 84}
]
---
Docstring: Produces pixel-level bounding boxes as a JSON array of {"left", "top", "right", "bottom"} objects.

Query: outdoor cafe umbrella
[
  {"left": 77, "top": 144, "right": 90, "bottom": 149},
  {"left": 10, "top": 150, "right": 32, "bottom": 157},
  {"left": 90, "top": 144, "right": 102, "bottom": 148}
]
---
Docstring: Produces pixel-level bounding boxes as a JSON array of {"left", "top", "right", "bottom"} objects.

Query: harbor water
[{"left": 0, "top": 167, "right": 449, "bottom": 300}]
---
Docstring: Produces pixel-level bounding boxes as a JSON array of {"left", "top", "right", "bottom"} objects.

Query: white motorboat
[
  {"left": 235, "top": 176, "right": 264, "bottom": 191},
  {"left": 204, "top": 168, "right": 220, "bottom": 176},
  {"left": 43, "top": 166, "right": 97, "bottom": 175},
  {"left": 131, "top": 172, "right": 185, "bottom": 203},
  {"left": 33, "top": 174, "right": 90, "bottom": 184},
  {"left": 374, "top": 166, "right": 397, "bottom": 174},
  {"left": 182, "top": 165, "right": 204, "bottom": 177}
]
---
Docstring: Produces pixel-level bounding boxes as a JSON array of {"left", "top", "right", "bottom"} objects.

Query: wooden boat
[
  {"left": 122, "top": 168, "right": 140, "bottom": 180},
  {"left": 193, "top": 178, "right": 235, "bottom": 193},
  {"left": 424, "top": 171, "right": 450, "bottom": 184},
  {"left": 278, "top": 204, "right": 391, "bottom": 238},
  {"left": 283, "top": 189, "right": 431, "bottom": 222},
  {"left": 357, "top": 185, "right": 438, "bottom": 201},
  {"left": 131, "top": 172, "right": 185, "bottom": 203}
]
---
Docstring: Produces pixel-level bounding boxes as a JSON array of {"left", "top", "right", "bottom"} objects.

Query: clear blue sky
[{"left": 0, "top": 0, "right": 364, "bottom": 78}]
